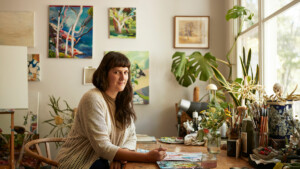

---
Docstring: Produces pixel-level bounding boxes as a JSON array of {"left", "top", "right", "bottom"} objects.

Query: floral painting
[
  {"left": 105, "top": 51, "right": 149, "bottom": 104},
  {"left": 27, "top": 54, "right": 40, "bottom": 81},
  {"left": 49, "top": 5, "right": 93, "bottom": 59},
  {"left": 109, "top": 8, "right": 136, "bottom": 39}
]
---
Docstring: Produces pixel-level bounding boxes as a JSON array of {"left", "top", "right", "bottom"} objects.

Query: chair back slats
[
  {"left": 45, "top": 142, "right": 51, "bottom": 160},
  {"left": 35, "top": 144, "right": 42, "bottom": 156},
  {"left": 35, "top": 143, "right": 45, "bottom": 166},
  {"left": 24, "top": 137, "right": 66, "bottom": 168}
]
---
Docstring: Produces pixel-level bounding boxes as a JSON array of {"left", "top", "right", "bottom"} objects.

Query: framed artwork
[
  {"left": 0, "top": 12, "right": 34, "bottom": 47},
  {"left": 49, "top": 5, "right": 93, "bottom": 59},
  {"left": 83, "top": 67, "right": 96, "bottom": 85},
  {"left": 109, "top": 8, "right": 136, "bottom": 39},
  {"left": 105, "top": 51, "right": 149, "bottom": 104},
  {"left": 27, "top": 54, "right": 40, "bottom": 81},
  {"left": 174, "top": 16, "right": 209, "bottom": 49}
]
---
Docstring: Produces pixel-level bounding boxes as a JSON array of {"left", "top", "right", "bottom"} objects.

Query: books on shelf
[{"left": 136, "top": 134, "right": 157, "bottom": 144}]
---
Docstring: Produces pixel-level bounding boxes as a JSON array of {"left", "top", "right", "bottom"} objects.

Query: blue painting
[{"left": 49, "top": 5, "right": 93, "bottom": 59}]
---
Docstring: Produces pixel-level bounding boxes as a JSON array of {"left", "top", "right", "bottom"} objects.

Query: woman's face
[{"left": 106, "top": 67, "right": 129, "bottom": 94}]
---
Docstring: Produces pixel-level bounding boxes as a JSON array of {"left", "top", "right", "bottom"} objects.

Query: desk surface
[{"left": 124, "top": 141, "right": 252, "bottom": 169}]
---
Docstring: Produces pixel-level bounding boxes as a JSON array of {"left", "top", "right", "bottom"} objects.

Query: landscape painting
[
  {"left": 174, "top": 16, "right": 209, "bottom": 49},
  {"left": 105, "top": 51, "right": 149, "bottom": 104},
  {"left": 27, "top": 54, "right": 40, "bottom": 81},
  {"left": 49, "top": 5, "right": 93, "bottom": 59},
  {"left": 109, "top": 8, "right": 136, "bottom": 39}
]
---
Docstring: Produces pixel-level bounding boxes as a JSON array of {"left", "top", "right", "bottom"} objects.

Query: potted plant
[
  {"left": 197, "top": 98, "right": 232, "bottom": 154},
  {"left": 266, "top": 84, "right": 300, "bottom": 139},
  {"left": 171, "top": 6, "right": 255, "bottom": 107}
]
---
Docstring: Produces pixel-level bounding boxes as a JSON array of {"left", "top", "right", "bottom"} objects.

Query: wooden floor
[{"left": 124, "top": 141, "right": 252, "bottom": 169}]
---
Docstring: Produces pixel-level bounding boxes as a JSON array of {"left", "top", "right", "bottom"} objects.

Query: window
[{"left": 236, "top": 0, "right": 300, "bottom": 96}]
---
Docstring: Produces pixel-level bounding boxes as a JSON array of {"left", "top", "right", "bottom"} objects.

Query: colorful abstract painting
[
  {"left": 105, "top": 51, "right": 149, "bottom": 104},
  {"left": 27, "top": 54, "right": 40, "bottom": 81},
  {"left": 0, "top": 12, "right": 34, "bottom": 47},
  {"left": 109, "top": 8, "right": 136, "bottom": 39},
  {"left": 49, "top": 5, "right": 93, "bottom": 58}
]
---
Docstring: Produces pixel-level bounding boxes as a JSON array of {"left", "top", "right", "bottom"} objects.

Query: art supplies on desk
[
  {"left": 137, "top": 149, "right": 209, "bottom": 169},
  {"left": 137, "top": 149, "right": 203, "bottom": 162},
  {"left": 157, "top": 161, "right": 201, "bottom": 169},
  {"left": 136, "top": 134, "right": 157, "bottom": 144},
  {"left": 159, "top": 137, "right": 184, "bottom": 144},
  {"left": 163, "top": 152, "right": 203, "bottom": 162}
]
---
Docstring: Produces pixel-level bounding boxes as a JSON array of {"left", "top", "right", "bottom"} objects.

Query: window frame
[{"left": 236, "top": 0, "right": 300, "bottom": 88}]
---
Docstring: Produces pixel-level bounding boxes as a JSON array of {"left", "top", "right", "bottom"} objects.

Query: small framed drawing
[
  {"left": 174, "top": 16, "right": 210, "bottom": 49},
  {"left": 83, "top": 67, "right": 96, "bottom": 85}
]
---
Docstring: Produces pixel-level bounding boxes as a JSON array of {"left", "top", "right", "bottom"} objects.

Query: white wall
[{"left": 0, "top": 0, "right": 231, "bottom": 138}]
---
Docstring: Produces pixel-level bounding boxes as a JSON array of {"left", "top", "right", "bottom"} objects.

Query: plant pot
[
  {"left": 207, "top": 130, "right": 221, "bottom": 154},
  {"left": 267, "top": 101, "right": 293, "bottom": 139}
]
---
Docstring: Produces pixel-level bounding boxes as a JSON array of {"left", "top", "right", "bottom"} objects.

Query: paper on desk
[{"left": 137, "top": 149, "right": 203, "bottom": 162}]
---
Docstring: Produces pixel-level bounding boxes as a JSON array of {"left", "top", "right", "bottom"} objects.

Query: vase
[
  {"left": 207, "top": 130, "right": 221, "bottom": 154},
  {"left": 267, "top": 101, "right": 293, "bottom": 139}
]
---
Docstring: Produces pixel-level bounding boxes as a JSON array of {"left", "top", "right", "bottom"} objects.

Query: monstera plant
[
  {"left": 171, "top": 5, "right": 255, "bottom": 107},
  {"left": 171, "top": 52, "right": 217, "bottom": 87}
]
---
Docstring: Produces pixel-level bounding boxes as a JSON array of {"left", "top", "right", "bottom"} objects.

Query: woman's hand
[
  {"left": 109, "top": 160, "right": 127, "bottom": 169},
  {"left": 146, "top": 147, "right": 167, "bottom": 162}
]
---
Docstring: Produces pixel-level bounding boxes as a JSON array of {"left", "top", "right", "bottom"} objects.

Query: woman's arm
[{"left": 113, "top": 147, "right": 167, "bottom": 163}]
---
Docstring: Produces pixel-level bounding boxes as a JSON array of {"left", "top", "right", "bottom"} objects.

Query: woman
[{"left": 56, "top": 51, "right": 167, "bottom": 169}]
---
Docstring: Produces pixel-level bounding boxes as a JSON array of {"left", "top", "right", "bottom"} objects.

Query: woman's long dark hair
[{"left": 93, "top": 51, "right": 136, "bottom": 129}]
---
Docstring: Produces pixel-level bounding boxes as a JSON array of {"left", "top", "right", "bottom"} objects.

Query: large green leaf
[
  {"left": 246, "top": 48, "right": 252, "bottom": 75},
  {"left": 211, "top": 66, "right": 240, "bottom": 106},
  {"left": 189, "top": 52, "right": 218, "bottom": 82},
  {"left": 240, "top": 56, "right": 247, "bottom": 77},
  {"left": 171, "top": 52, "right": 188, "bottom": 78},
  {"left": 254, "top": 64, "right": 259, "bottom": 85},
  {"left": 226, "top": 6, "right": 248, "bottom": 21},
  {"left": 171, "top": 51, "right": 217, "bottom": 87}
]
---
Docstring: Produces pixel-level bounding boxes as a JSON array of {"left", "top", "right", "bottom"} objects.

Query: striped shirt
[{"left": 55, "top": 88, "right": 137, "bottom": 169}]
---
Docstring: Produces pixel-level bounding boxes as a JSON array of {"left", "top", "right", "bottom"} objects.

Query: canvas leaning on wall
[
  {"left": 174, "top": 16, "right": 210, "bottom": 49},
  {"left": 49, "top": 5, "right": 93, "bottom": 59}
]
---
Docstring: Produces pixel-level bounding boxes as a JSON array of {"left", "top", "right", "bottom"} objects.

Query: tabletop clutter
[{"left": 157, "top": 83, "right": 300, "bottom": 169}]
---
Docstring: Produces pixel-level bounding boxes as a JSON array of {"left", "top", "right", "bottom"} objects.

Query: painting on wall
[
  {"left": 109, "top": 8, "right": 136, "bottom": 39},
  {"left": 0, "top": 12, "right": 34, "bottom": 47},
  {"left": 174, "top": 16, "right": 209, "bottom": 49},
  {"left": 105, "top": 51, "right": 149, "bottom": 104},
  {"left": 83, "top": 67, "right": 96, "bottom": 85},
  {"left": 27, "top": 54, "right": 40, "bottom": 81},
  {"left": 49, "top": 5, "right": 93, "bottom": 59}
]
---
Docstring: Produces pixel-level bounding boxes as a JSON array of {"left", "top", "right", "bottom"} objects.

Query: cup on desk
[{"left": 227, "top": 140, "right": 237, "bottom": 157}]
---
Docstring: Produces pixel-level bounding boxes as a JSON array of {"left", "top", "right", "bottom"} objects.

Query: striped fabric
[{"left": 55, "top": 88, "right": 137, "bottom": 169}]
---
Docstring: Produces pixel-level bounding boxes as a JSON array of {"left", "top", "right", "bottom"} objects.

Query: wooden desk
[{"left": 124, "top": 142, "right": 252, "bottom": 169}]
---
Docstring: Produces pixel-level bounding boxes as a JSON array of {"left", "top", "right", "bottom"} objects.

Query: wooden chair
[{"left": 24, "top": 137, "right": 66, "bottom": 169}]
